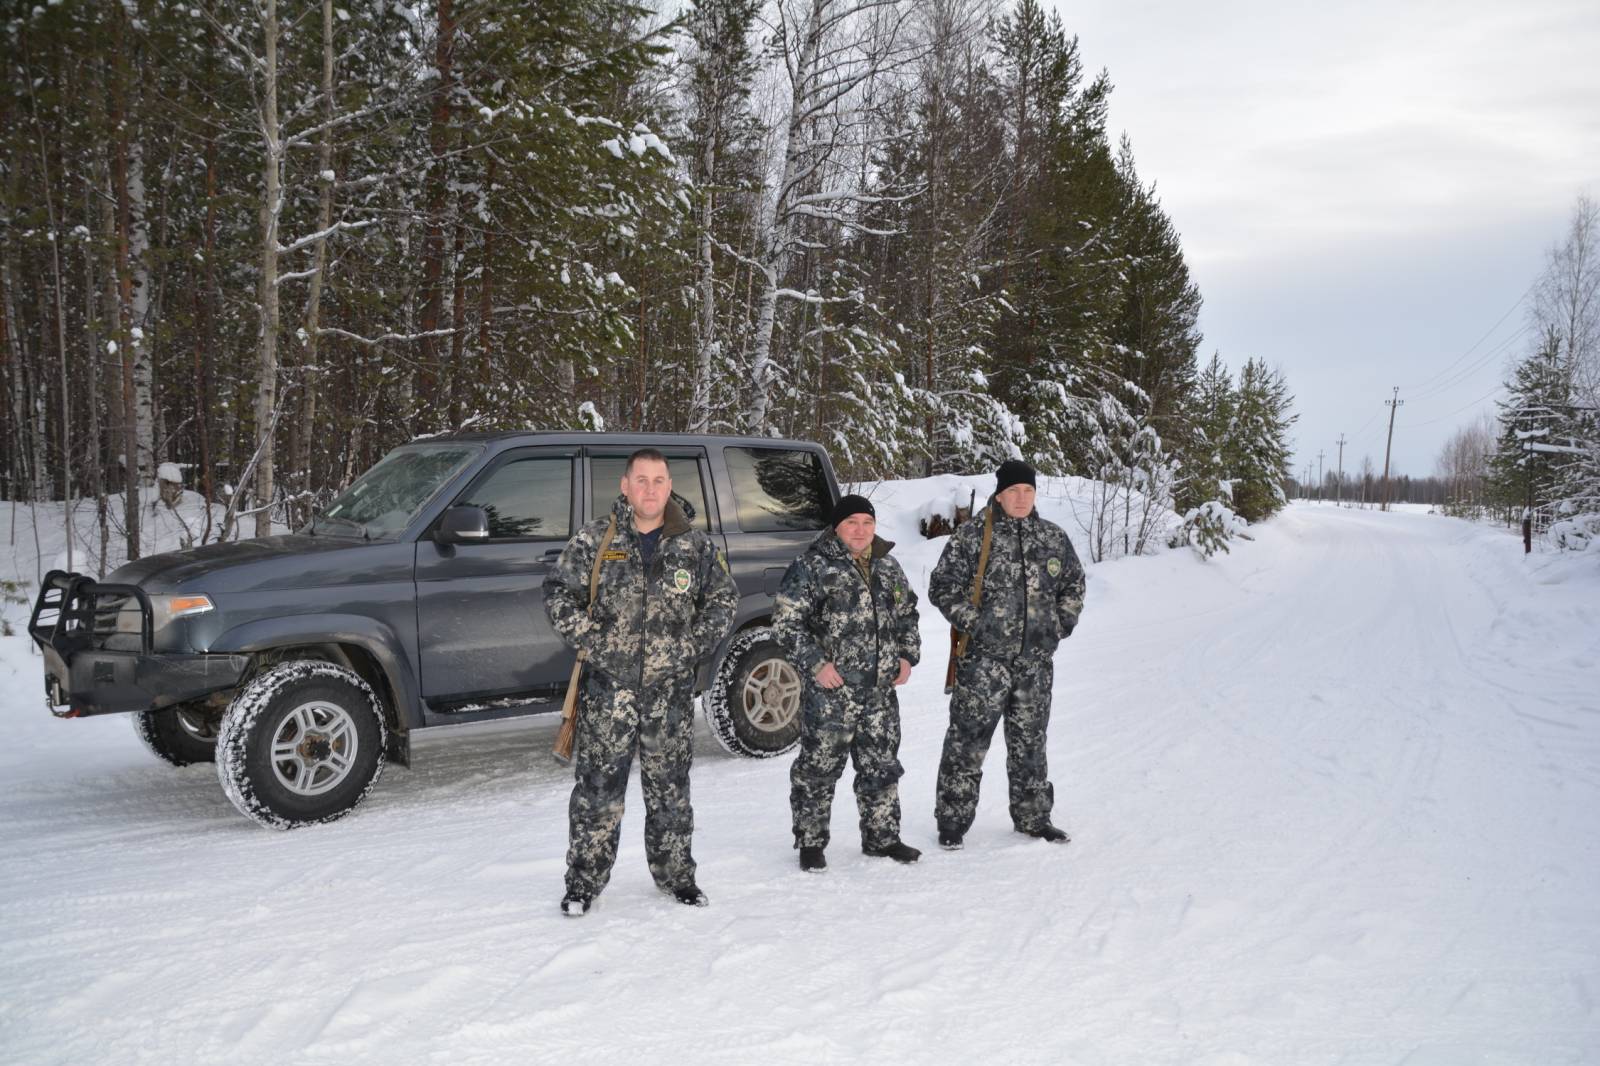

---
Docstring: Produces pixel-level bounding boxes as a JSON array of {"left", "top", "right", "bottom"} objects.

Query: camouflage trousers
[
  {"left": 935, "top": 651, "right": 1055, "bottom": 836},
  {"left": 790, "top": 681, "right": 904, "bottom": 850},
  {"left": 565, "top": 670, "right": 696, "bottom": 898}
]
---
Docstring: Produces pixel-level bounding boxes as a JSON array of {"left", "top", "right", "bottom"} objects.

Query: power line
[
  {"left": 1399, "top": 384, "right": 1507, "bottom": 429},
  {"left": 1348, "top": 406, "right": 1384, "bottom": 442},
  {"left": 1407, "top": 322, "right": 1531, "bottom": 404},
  {"left": 1400, "top": 281, "right": 1536, "bottom": 393}
]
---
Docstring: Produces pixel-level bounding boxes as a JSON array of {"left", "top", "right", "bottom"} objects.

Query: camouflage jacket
[
  {"left": 929, "top": 499, "right": 1085, "bottom": 662},
  {"left": 773, "top": 530, "right": 921, "bottom": 691},
  {"left": 544, "top": 495, "right": 738, "bottom": 690}
]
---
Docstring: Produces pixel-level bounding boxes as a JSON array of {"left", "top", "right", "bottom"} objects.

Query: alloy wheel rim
[
  {"left": 741, "top": 659, "right": 801, "bottom": 734},
  {"left": 269, "top": 700, "right": 360, "bottom": 797}
]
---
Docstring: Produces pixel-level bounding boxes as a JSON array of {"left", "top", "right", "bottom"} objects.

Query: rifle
[
  {"left": 552, "top": 515, "right": 617, "bottom": 762},
  {"left": 943, "top": 499, "right": 993, "bottom": 694}
]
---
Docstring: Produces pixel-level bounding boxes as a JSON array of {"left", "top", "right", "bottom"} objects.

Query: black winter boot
[
  {"left": 799, "top": 846, "right": 827, "bottom": 872},
  {"left": 863, "top": 840, "right": 922, "bottom": 864},
  {"left": 1019, "top": 823, "right": 1070, "bottom": 844},
  {"left": 938, "top": 831, "right": 964, "bottom": 851},
  {"left": 560, "top": 891, "right": 592, "bottom": 917},
  {"left": 671, "top": 883, "right": 709, "bottom": 907}
]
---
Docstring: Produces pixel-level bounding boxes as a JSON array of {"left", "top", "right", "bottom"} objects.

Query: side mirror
[{"left": 436, "top": 505, "right": 490, "bottom": 544}]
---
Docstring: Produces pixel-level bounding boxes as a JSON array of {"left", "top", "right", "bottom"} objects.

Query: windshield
[{"left": 310, "top": 444, "right": 480, "bottom": 539}]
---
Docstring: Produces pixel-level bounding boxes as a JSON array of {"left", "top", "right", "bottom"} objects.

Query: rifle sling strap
[
  {"left": 578, "top": 515, "right": 618, "bottom": 660},
  {"left": 955, "top": 504, "right": 994, "bottom": 659}
]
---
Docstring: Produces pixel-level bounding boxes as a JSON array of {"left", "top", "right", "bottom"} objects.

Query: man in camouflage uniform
[
  {"left": 930, "top": 460, "right": 1085, "bottom": 849},
  {"left": 545, "top": 448, "right": 738, "bottom": 915},
  {"left": 774, "top": 495, "right": 923, "bottom": 872}
]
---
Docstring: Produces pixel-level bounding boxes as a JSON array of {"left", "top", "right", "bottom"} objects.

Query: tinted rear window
[
  {"left": 588, "top": 455, "right": 711, "bottom": 529},
  {"left": 724, "top": 447, "right": 831, "bottom": 532}
]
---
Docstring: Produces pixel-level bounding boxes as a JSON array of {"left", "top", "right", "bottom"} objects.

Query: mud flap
[{"left": 385, "top": 729, "right": 411, "bottom": 768}]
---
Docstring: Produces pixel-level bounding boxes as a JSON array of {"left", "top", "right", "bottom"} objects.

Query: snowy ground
[{"left": 2, "top": 495, "right": 1597, "bottom": 1064}]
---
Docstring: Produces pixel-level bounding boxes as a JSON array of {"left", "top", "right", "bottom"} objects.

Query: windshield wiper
[{"left": 311, "top": 514, "right": 370, "bottom": 539}]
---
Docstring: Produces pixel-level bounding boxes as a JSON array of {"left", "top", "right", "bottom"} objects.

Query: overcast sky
[{"left": 1052, "top": 0, "right": 1600, "bottom": 480}]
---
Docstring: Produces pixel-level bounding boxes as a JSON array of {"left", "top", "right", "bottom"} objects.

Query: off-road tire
[
  {"left": 703, "top": 627, "right": 803, "bottom": 758},
  {"left": 216, "top": 661, "right": 386, "bottom": 830},
  {"left": 132, "top": 704, "right": 219, "bottom": 766}
]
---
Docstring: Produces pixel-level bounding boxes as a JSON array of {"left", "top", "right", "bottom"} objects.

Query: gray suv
[{"left": 29, "top": 432, "right": 840, "bottom": 828}]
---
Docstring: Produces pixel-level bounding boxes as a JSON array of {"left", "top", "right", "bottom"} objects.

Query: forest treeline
[{"left": 1, "top": 0, "right": 1295, "bottom": 563}]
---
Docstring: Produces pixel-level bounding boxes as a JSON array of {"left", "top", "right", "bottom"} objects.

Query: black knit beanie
[
  {"left": 996, "top": 459, "right": 1037, "bottom": 493},
  {"left": 829, "top": 494, "right": 876, "bottom": 527}
]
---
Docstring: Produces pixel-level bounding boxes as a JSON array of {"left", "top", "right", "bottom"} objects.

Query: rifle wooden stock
[
  {"left": 551, "top": 515, "right": 617, "bottom": 762},
  {"left": 943, "top": 503, "right": 993, "bottom": 695},
  {"left": 943, "top": 627, "right": 962, "bottom": 693},
  {"left": 551, "top": 651, "right": 588, "bottom": 763}
]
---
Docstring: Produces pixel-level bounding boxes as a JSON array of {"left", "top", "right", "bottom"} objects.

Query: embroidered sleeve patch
[
  {"left": 1047, "top": 557, "right": 1062, "bottom": 577},
  {"left": 673, "top": 568, "right": 692, "bottom": 592}
]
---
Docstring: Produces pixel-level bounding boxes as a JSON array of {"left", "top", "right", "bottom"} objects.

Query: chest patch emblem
[
  {"left": 674, "top": 568, "right": 692, "bottom": 592},
  {"left": 601, "top": 550, "right": 629, "bottom": 562},
  {"left": 1047, "top": 557, "right": 1062, "bottom": 578}
]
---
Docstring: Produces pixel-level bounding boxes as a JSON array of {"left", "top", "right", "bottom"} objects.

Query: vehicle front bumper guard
[{"left": 28, "top": 570, "right": 248, "bottom": 718}]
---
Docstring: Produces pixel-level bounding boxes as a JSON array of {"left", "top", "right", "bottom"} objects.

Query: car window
[
  {"left": 458, "top": 456, "right": 572, "bottom": 540},
  {"left": 589, "top": 455, "right": 711, "bottom": 529},
  {"left": 318, "top": 444, "right": 480, "bottom": 538},
  {"left": 724, "top": 447, "right": 830, "bottom": 532}
]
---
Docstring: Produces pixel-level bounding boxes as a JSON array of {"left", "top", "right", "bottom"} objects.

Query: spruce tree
[
  {"left": 1489, "top": 327, "right": 1573, "bottom": 514},
  {"left": 1228, "top": 358, "right": 1296, "bottom": 522}
]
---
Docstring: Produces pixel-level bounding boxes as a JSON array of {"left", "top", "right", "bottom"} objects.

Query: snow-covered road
[{"left": 2, "top": 501, "right": 1596, "bottom": 1065}]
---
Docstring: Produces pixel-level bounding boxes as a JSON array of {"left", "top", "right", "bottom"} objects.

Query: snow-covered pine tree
[
  {"left": 861, "top": 0, "right": 1022, "bottom": 476},
  {"left": 988, "top": 0, "right": 1122, "bottom": 475},
  {"left": 1228, "top": 357, "right": 1296, "bottom": 522},
  {"left": 1528, "top": 195, "right": 1600, "bottom": 534},
  {"left": 1489, "top": 327, "right": 1572, "bottom": 516},
  {"left": 1189, "top": 352, "right": 1237, "bottom": 507},
  {"left": 1105, "top": 136, "right": 1202, "bottom": 505}
]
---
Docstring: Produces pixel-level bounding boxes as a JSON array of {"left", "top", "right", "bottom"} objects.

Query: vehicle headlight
[{"left": 150, "top": 594, "right": 215, "bottom": 630}]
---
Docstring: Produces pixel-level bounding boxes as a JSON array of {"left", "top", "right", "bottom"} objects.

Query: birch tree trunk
[
  {"left": 129, "top": 139, "right": 155, "bottom": 494},
  {"left": 475, "top": 154, "right": 496, "bottom": 399},
  {"left": 253, "top": 0, "right": 282, "bottom": 539},
  {"left": 416, "top": 0, "right": 455, "bottom": 429},
  {"left": 111, "top": 7, "right": 141, "bottom": 560},
  {"left": 741, "top": 0, "right": 820, "bottom": 434},
  {"left": 80, "top": 175, "right": 109, "bottom": 573},
  {"left": 688, "top": 115, "right": 720, "bottom": 432},
  {"left": 293, "top": 0, "right": 337, "bottom": 524},
  {"left": 196, "top": 122, "right": 218, "bottom": 543},
  {"left": 742, "top": 0, "right": 910, "bottom": 434}
]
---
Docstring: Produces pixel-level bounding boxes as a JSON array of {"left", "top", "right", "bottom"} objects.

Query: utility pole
[
  {"left": 1380, "top": 388, "right": 1403, "bottom": 512},
  {"left": 1523, "top": 440, "right": 1534, "bottom": 554},
  {"left": 1316, "top": 450, "right": 1325, "bottom": 504},
  {"left": 1335, "top": 434, "right": 1347, "bottom": 506}
]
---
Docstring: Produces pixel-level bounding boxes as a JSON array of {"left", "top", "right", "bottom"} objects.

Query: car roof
[{"left": 412, "top": 430, "right": 825, "bottom": 451}]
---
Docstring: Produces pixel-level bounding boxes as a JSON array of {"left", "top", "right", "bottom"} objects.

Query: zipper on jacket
[
  {"left": 1017, "top": 523, "right": 1028, "bottom": 660},
  {"left": 867, "top": 562, "right": 881, "bottom": 681},
  {"left": 850, "top": 550, "right": 881, "bottom": 682}
]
